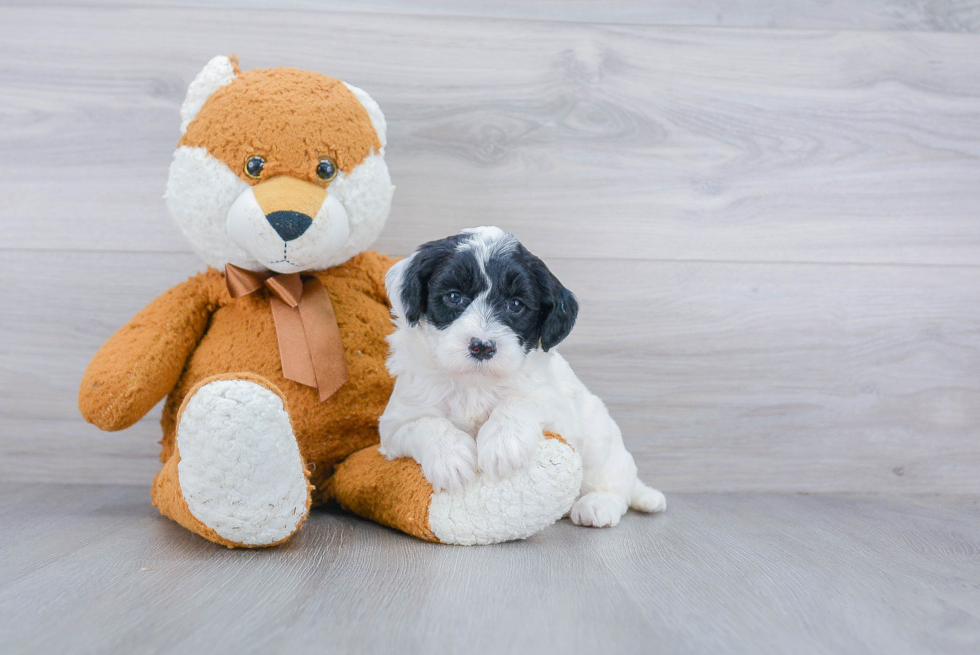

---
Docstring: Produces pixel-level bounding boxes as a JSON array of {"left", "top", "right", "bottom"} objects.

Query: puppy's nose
[
  {"left": 265, "top": 210, "right": 313, "bottom": 242},
  {"left": 469, "top": 338, "right": 496, "bottom": 361}
]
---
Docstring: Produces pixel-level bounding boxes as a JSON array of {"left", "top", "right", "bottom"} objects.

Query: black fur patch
[{"left": 397, "top": 234, "right": 466, "bottom": 326}]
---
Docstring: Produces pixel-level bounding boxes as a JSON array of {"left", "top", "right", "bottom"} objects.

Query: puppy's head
[
  {"left": 165, "top": 56, "right": 394, "bottom": 274},
  {"left": 386, "top": 227, "right": 578, "bottom": 378}
]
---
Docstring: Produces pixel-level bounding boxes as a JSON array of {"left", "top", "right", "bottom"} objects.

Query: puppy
[{"left": 379, "top": 227, "right": 666, "bottom": 527}]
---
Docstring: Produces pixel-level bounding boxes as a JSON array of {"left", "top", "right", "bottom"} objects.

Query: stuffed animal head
[{"left": 165, "top": 56, "right": 394, "bottom": 273}]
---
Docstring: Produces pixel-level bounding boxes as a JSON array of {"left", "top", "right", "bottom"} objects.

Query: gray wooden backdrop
[{"left": 2, "top": 1, "right": 979, "bottom": 492}]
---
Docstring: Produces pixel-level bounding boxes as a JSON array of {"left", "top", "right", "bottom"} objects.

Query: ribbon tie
[{"left": 225, "top": 263, "right": 349, "bottom": 402}]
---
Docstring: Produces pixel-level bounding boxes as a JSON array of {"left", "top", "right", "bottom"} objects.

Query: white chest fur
[
  {"left": 429, "top": 351, "right": 586, "bottom": 445},
  {"left": 440, "top": 383, "right": 502, "bottom": 437}
]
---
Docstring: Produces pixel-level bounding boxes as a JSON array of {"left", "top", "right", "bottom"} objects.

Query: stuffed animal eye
[
  {"left": 507, "top": 299, "right": 525, "bottom": 314},
  {"left": 446, "top": 292, "right": 468, "bottom": 307},
  {"left": 244, "top": 156, "right": 265, "bottom": 179},
  {"left": 316, "top": 158, "right": 337, "bottom": 182}
]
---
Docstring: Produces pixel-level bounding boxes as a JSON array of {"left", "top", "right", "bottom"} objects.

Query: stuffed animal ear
[
  {"left": 531, "top": 254, "right": 579, "bottom": 352},
  {"left": 180, "top": 55, "right": 239, "bottom": 134},
  {"left": 386, "top": 237, "right": 459, "bottom": 326},
  {"left": 343, "top": 82, "right": 387, "bottom": 148}
]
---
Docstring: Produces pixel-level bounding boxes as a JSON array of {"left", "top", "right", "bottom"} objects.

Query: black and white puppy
[{"left": 380, "top": 227, "right": 665, "bottom": 527}]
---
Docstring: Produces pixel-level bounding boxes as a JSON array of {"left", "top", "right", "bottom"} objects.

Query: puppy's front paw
[
  {"left": 420, "top": 432, "right": 477, "bottom": 493},
  {"left": 477, "top": 418, "right": 540, "bottom": 479},
  {"left": 570, "top": 492, "right": 629, "bottom": 528}
]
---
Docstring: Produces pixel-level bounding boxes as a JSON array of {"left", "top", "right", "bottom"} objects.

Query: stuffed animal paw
[{"left": 332, "top": 433, "right": 582, "bottom": 545}]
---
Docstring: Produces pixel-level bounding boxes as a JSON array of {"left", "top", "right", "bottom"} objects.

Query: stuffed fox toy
[{"left": 79, "top": 56, "right": 582, "bottom": 547}]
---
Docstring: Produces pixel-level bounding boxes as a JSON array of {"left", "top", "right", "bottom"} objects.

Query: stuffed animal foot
[
  {"left": 152, "top": 374, "right": 311, "bottom": 548},
  {"left": 330, "top": 433, "right": 583, "bottom": 545}
]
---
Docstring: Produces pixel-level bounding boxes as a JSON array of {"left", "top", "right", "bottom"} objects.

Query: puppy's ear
[
  {"left": 529, "top": 252, "right": 578, "bottom": 351},
  {"left": 389, "top": 237, "right": 459, "bottom": 326}
]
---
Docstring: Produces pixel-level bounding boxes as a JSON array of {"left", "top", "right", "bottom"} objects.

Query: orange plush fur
[
  {"left": 181, "top": 66, "right": 381, "bottom": 184},
  {"left": 78, "top": 61, "right": 437, "bottom": 546},
  {"left": 78, "top": 251, "right": 406, "bottom": 508}
]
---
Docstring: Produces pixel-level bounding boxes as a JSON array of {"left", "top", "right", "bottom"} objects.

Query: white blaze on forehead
[
  {"left": 458, "top": 226, "right": 516, "bottom": 255},
  {"left": 462, "top": 294, "right": 496, "bottom": 335},
  {"left": 456, "top": 226, "right": 518, "bottom": 283}
]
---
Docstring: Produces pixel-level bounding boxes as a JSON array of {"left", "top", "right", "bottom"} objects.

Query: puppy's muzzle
[
  {"left": 469, "top": 338, "right": 496, "bottom": 361},
  {"left": 252, "top": 176, "right": 328, "bottom": 242}
]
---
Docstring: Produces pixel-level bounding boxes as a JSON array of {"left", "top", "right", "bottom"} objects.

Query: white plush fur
[
  {"left": 165, "top": 58, "right": 394, "bottom": 273},
  {"left": 343, "top": 82, "right": 387, "bottom": 148},
  {"left": 226, "top": 179, "right": 351, "bottom": 274},
  {"left": 166, "top": 146, "right": 259, "bottom": 269},
  {"left": 180, "top": 55, "right": 237, "bottom": 134},
  {"left": 428, "top": 438, "right": 583, "bottom": 545},
  {"left": 380, "top": 227, "right": 666, "bottom": 528},
  {"left": 176, "top": 380, "right": 309, "bottom": 546}
]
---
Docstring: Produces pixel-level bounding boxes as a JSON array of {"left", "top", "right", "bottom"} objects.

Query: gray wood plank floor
[{"left": 1, "top": 484, "right": 977, "bottom": 655}]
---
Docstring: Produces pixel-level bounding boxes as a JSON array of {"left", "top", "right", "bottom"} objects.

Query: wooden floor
[{"left": 0, "top": 484, "right": 977, "bottom": 655}]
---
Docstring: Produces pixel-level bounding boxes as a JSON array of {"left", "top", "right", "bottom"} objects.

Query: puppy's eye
[
  {"left": 446, "top": 292, "right": 468, "bottom": 307},
  {"left": 316, "top": 158, "right": 337, "bottom": 182},
  {"left": 244, "top": 156, "right": 265, "bottom": 179},
  {"left": 507, "top": 299, "right": 525, "bottom": 314}
]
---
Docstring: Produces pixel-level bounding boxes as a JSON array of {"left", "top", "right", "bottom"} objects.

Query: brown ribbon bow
[{"left": 225, "top": 263, "right": 349, "bottom": 402}]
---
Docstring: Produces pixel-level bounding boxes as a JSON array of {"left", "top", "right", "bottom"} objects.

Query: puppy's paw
[
  {"left": 570, "top": 492, "right": 629, "bottom": 528},
  {"left": 631, "top": 483, "right": 667, "bottom": 513},
  {"left": 420, "top": 432, "right": 477, "bottom": 493},
  {"left": 477, "top": 417, "right": 541, "bottom": 479}
]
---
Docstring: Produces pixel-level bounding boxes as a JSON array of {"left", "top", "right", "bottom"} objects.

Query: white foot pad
[
  {"left": 428, "top": 439, "right": 583, "bottom": 545},
  {"left": 570, "top": 491, "right": 629, "bottom": 528},
  {"left": 177, "top": 379, "right": 308, "bottom": 546}
]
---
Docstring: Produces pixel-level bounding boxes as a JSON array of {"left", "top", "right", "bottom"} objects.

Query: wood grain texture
[
  {"left": 4, "top": 251, "right": 978, "bottom": 492},
  {"left": 1, "top": 484, "right": 978, "bottom": 654},
  {"left": 2, "top": 4, "right": 979, "bottom": 492},
  {"left": 1, "top": 7, "right": 979, "bottom": 264},
  {"left": 8, "top": 0, "right": 980, "bottom": 32}
]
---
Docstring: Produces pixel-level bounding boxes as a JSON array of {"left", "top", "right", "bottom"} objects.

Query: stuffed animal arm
[{"left": 80, "top": 275, "right": 214, "bottom": 431}]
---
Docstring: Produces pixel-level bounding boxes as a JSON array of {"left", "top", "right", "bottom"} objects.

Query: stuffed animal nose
[
  {"left": 251, "top": 176, "right": 327, "bottom": 242},
  {"left": 265, "top": 210, "right": 313, "bottom": 242},
  {"left": 469, "top": 338, "right": 496, "bottom": 361}
]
